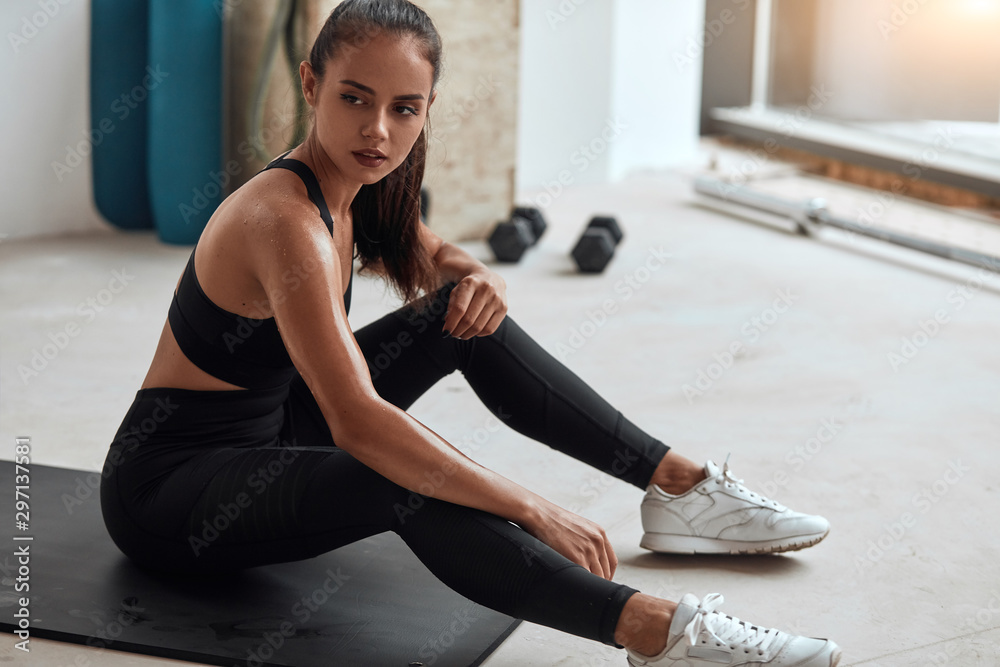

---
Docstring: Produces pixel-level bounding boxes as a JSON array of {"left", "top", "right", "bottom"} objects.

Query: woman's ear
[
  {"left": 300, "top": 61, "right": 317, "bottom": 106},
  {"left": 427, "top": 89, "right": 437, "bottom": 110}
]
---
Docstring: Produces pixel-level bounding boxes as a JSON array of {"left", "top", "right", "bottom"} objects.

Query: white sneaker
[
  {"left": 626, "top": 593, "right": 841, "bottom": 666},
  {"left": 640, "top": 460, "right": 829, "bottom": 554}
]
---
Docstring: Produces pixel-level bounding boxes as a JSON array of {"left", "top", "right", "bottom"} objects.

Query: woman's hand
[
  {"left": 442, "top": 268, "right": 508, "bottom": 339},
  {"left": 421, "top": 227, "right": 508, "bottom": 339},
  {"left": 521, "top": 499, "right": 618, "bottom": 580}
]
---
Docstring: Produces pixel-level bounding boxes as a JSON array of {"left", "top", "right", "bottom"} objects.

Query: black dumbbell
[
  {"left": 488, "top": 206, "right": 548, "bottom": 263},
  {"left": 511, "top": 206, "right": 547, "bottom": 243},
  {"left": 571, "top": 216, "right": 623, "bottom": 273}
]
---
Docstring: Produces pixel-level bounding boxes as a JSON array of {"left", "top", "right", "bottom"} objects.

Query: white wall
[
  {"left": 514, "top": 0, "right": 615, "bottom": 195},
  {"left": 1, "top": 0, "right": 108, "bottom": 240},
  {"left": 608, "top": 0, "right": 705, "bottom": 180},
  {"left": 516, "top": 0, "right": 707, "bottom": 195}
]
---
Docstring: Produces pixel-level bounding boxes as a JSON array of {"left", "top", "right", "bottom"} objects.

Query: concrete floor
[{"left": 2, "top": 159, "right": 1000, "bottom": 666}]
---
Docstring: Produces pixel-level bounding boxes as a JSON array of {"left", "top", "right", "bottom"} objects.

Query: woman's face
[{"left": 303, "top": 31, "right": 435, "bottom": 185}]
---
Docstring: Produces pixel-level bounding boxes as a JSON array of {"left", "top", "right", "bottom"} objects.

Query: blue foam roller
[
  {"left": 147, "top": 0, "right": 223, "bottom": 245},
  {"left": 89, "top": 0, "right": 154, "bottom": 229}
]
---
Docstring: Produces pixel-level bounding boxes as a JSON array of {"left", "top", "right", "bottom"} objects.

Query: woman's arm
[
  {"left": 250, "top": 212, "right": 617, "bottom": 579},
  {"left": 419, "top": 223, "right": 508, "bottom": 340}
]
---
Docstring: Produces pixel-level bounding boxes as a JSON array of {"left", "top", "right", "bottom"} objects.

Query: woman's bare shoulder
[
  {"left": 190, "top": 167, "right": 341, "bottom": 319},
  {"left": 206, "top": 168, "right": 334, "bottom": 261}
]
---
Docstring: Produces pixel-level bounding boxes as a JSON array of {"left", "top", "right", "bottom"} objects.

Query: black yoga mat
[{"left": 0, "top": 461, "right": 519, "bottom": 666}]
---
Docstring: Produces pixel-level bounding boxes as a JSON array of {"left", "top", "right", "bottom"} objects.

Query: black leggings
[{"left": 100, "top": 286, "right": 670, "bottom": 647}]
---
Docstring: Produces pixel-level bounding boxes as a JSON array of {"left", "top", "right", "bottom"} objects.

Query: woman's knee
[{"left": 395, "top": 282, "right": 455, "bottom": 331}]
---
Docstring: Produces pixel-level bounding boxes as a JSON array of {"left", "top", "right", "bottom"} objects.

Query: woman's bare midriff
[{"left": 140, "top": 318, "right": 248, "bottom": 391}]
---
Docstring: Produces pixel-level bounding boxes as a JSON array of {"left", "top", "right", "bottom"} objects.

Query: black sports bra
[{"left": 167, "top": 152, "right": 352, "bottom": 389}]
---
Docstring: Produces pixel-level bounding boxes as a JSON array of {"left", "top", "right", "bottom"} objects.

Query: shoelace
[
  {"left": 684, "top": 593, "right": 782, "bottom": 656},
  {"left": 716, "top": 455, "right": 783, "bottom": 510}
]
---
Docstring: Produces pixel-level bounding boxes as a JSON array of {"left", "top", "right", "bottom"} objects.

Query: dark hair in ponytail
[{"left": 308, "top": 0, "right": 442, "bottom": 303}]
